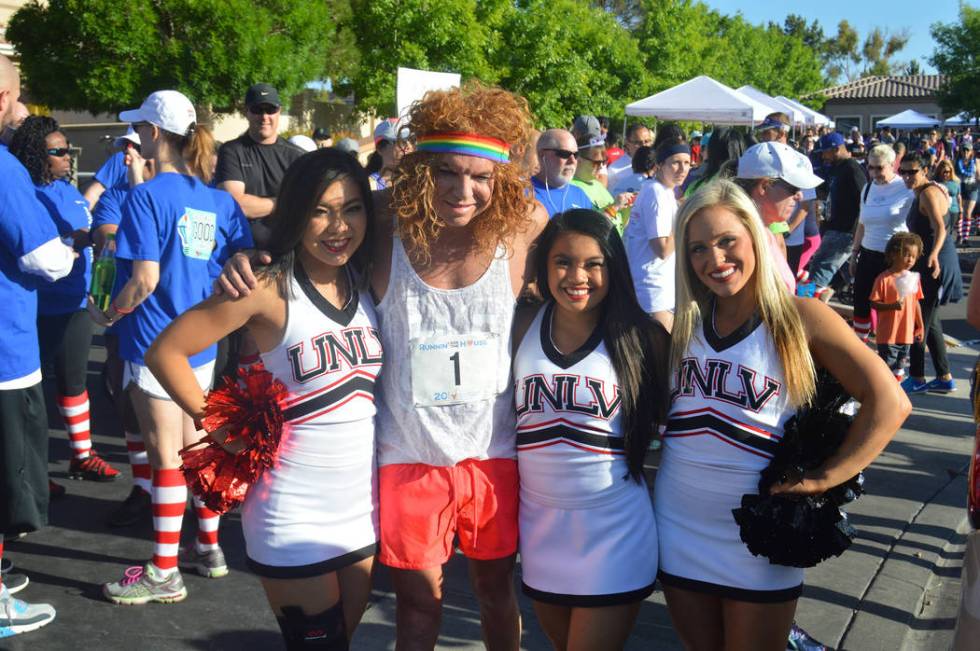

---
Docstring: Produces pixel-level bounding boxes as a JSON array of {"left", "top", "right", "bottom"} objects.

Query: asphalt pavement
[{"left": 2, "top": 271, "right": 978, "bottom": 650}]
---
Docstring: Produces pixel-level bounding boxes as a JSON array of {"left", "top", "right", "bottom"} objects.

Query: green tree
[
  {"left": 6, "top": 0, "right": 343, "bottom": 117},
  {"left": 336, "top": 0, "right": 505, "bottom": 117},
  {"left": 493, "top": 0, "right": 651, "bottom": 127},
  {"left": 931, "top": 5, "right": 980, "bottom": 120},
  {"left": 860, "top": 27, "right": 910, "bottom": 76}
]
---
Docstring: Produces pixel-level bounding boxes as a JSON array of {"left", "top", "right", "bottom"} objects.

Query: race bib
[
  {"left": 410, "top": 333, "right": 498, "bottom": 406},
  {"left": 177, "top": 208, "right": 217, "bottom": 260}
]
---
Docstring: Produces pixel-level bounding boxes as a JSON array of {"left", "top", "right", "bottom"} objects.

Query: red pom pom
[{"left": 179, "top": 365, "right": 289, "bottom": 514}]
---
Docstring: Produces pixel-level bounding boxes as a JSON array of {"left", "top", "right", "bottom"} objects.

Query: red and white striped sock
[
  {"left": 852, "top": 317, "right": 872, "bottom": 342},
  {"left": 125, "top": 431, "right": 152, "bottom": 493},
  {"left": 57, "top": 392, "right": 91, "bottom": 460},
  {"left": 192, "top": 496, "right": 220, "bottom": 553},
  {"left": 151, "top": 468, "right": 186, "bottom": 573}
]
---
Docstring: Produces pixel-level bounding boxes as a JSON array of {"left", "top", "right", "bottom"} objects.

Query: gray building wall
[{"left": 821, "top": 99, "right": 944, "bottom": 134}]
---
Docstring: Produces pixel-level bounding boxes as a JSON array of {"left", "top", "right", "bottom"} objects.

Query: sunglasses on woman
[
  {"left": 46, "top": 147, "right": 71, "bottom": 157},
  {"left": 898, "top": 168, "right": 921, "bottom": 177}
]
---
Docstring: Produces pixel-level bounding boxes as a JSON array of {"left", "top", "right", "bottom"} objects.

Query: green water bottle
[{"left": 90, "top": 233, "right": 116, "bottom": 312}]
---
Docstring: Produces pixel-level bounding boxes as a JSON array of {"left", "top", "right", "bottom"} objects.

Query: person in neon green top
[{"left": 571, "top": 135, "right": 634, "bottom": 232}]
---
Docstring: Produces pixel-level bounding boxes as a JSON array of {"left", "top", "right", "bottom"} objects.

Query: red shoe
[{"left": 69, "top": 454, "right": 121, "bottom": 482}]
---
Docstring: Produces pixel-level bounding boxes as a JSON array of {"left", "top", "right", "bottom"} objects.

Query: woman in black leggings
[
  {"left": 899, "top": 152, "right": 964, "bottom": 393},
  {"left": 10, "top": 117, "right": 120, "bottom": 485}
]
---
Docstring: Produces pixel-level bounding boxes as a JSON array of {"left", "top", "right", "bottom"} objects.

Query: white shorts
[{"left": 123, "top": 361, "right": 214, "bottom": 401}]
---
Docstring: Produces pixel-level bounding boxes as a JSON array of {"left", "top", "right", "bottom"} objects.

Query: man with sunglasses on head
[
  {"left": 531, "top": 128, "right": 592, "bottom": 218},
  {"left": 214, "top": 83, "right": 303, "bottom": 238}
]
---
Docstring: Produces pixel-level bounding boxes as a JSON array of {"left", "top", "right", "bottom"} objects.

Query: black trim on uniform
[
  {"left": 703, "top": 300, "right": 762, "bottom": 353},
  {"left": 541, "top": 302, "right": 603, "bottom": 370},
  {"left": 658, "top": 570, "right": 802, "bottom": 603},
  {"left": 516, "top": 423, "right": 624, "bottom": 451},
  {"left": 295, "top": 261, "right": 358, "bottom": 327},
  {"left": 666, "top": 413, "right": 778, "bottom": 456},
  {"left": 522, "top": 581, "right": 655, "bottom": 607},
  {"left": 247, "top": 542, "right": 377, "bottom": 579},
  {"left": 282, "top": 376, "right": 376, "bottom": 422}
]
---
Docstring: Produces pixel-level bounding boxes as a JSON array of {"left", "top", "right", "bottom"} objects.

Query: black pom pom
[{"left": 732, "top": 370, "right": 863, "bottom": 568}]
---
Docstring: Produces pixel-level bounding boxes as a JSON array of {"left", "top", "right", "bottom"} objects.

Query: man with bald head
[
  {"left": 0, "top": 53, "right": 72, "bottom": 638},
  {"left": 531, "top": 128, "right": 592, "bottom": 217},
  {"left": 0, "top": 101, "right": 29, "bottom": 149}
]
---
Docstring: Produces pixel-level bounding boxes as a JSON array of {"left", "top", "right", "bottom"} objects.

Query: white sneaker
[{"left": 0, "top": 584, "right": 56, "bottom": 638}]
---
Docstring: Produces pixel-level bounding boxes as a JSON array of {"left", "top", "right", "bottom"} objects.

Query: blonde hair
[
  {"left": 934, "top": 158, "right": 958, "bottom": 183},
  {"left": 671, "top": 180, "right": 816, "bottom": 406}
]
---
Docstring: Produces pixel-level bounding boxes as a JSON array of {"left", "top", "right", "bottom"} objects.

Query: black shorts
[{"left": 0, "top": 383, "right": 49, "bottom": 534}]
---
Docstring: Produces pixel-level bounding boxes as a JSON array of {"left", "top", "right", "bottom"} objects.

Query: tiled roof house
[{"left": 806, "top": 74, "right": 946, "bottom": 134}]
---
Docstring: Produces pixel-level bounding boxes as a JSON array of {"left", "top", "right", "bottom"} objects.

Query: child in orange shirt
[{"left": 869, "top": 232, "right": 925, "bottom": 380}]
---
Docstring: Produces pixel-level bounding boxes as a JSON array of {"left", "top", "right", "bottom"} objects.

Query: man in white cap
[
  {"left": 734, "top": 141, "right": 824, "bottom": 291},
  {"left": 754, "top": 113, "right": 820, "bottom": 276},
  {"left": 0, "top": 52, "right": 75, "bottom": 640}
]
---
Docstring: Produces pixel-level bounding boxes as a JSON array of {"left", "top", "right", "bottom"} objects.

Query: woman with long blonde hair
[{"left": 655, "top": 179, "right": 909, "bottom": 650}]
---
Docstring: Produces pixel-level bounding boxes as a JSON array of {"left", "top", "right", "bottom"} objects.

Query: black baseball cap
[
  {"left": 312, "top": 127, "right": 331, "bottom": 141},
  {"left": 245, "top": 83, "right": 281, "bottom": 109}
]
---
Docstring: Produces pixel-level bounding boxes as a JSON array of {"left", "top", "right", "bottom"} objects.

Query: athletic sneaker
[
  {"left": 179, "top": 546, "right": 229, "bottom": 579},
  {"left": 1, "top": 573, "right": 27, "bottom": 595},
  {"left": 69, "top": 454, "right": 121, "bottom": 481},
  {"left": 103, "top": 564, "right": 187, "bottom": 605},
  {"left": 0, "top": 584, "right": 56, "bottom": 638},
  {"left": 925, "top": 378, "right": 956, "bottom": 393},
  {"left": 901, "top": 377, "right": 929, "bottom": 394},
  {"left": 106, "top": 486, "right": 152, "bottom": 528}
]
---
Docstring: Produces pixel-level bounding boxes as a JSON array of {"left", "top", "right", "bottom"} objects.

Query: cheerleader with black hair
[{"left": 512, "top": 208, "right": 670, "bottom": 650}]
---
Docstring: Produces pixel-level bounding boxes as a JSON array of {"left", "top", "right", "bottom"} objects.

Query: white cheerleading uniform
[
  {"left": 655, "top": 307, "right": 804, "bottom": 602},
  {"left": 515, "top": 303, "right": 657, "bottom": 606},
  {"left": 241, "top": 264, "right": 383, "bottom": 578}
]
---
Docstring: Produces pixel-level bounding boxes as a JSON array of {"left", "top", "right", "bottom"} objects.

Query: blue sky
[{"left": 702, "top": 0, "right": 962, "bottom": 75}]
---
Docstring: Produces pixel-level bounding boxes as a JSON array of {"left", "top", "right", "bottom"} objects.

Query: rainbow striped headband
[{"left": 415, "top": 131, "right": 510, "bottom": 163}]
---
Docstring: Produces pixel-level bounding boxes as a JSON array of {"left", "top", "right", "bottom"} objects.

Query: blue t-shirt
[
  {"left": 94, "top": 151, "right": 129, "bottom": 191},
  {"left": 113, "top": 173, "right": 253, "bottom": 367},
  {"left": 35, "top": 180, "right": 93, "bottom": 314},
  {"left": 531, "top": 177, "right": 593, "bottom": 217},
  {"left": 91, "top": 186, "right": 129, "bottom": 231},
  {"left": 0, "top": 148, "right": 61, "bottom": 381}
]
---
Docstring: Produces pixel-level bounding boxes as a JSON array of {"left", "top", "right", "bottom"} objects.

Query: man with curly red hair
[{"left": 220, "top": 82, "right": 547, "bottom": 650}]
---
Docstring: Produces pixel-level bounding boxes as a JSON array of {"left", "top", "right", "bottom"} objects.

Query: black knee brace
[{"left": 276, "top": 602, "right": 348, "bottom": 650}]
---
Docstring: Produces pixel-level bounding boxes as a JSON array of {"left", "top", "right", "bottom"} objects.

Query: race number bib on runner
[
  {"left": 410, "top": 333, "right": 498, "bottom": 406},
  {"left": 177, "top": 208, "right": 217, "bottom": 260}
]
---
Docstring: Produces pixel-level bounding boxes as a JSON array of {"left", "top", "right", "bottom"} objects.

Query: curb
[{"left": 840, "top": 465, "right": 969, "bottom": 650}]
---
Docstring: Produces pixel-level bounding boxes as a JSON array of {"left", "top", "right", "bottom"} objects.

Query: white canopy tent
[
  {"left": 774, "top": 96, "right": 832, "bottom": 126},
  {"left": 736, "top": 85, "right": 806, "bottom": 126},
  {"left": 625, "top": 76, "right": 772, "bottom": 125},
  {"left": 876, "top": 109, "right": 941, "bottom": 129},
  {"left": 944, "top": 111, "right": 978, "bottom": 127}
]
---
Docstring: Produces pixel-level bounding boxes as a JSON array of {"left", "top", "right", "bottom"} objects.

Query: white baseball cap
[
  {"left": 112, "top": 126, "right": 140, "bottom": 149},
  {"left": 287, "top": 134, "right": 316, "bottom": 152},
  {"left": 119, "top": 90, "right": 197, "bottom": 137},
  {"left": 737, "top": 142, "right": 823, "bottom": 190}
]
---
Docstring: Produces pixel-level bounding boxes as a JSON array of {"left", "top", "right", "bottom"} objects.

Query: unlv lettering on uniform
[
  {"left": 673, "top": 357, "right": 780, "bottom": 412},
  {"left": 287, "top": 327, "right": 383, "bottom": 383},
  {"left": 516, "top": 374, "right": 621, "bottom": 419}
]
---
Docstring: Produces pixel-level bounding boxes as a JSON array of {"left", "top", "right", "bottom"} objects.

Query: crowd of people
[{"left": 0, "top": 48, "right": 947, "bottom": 650}]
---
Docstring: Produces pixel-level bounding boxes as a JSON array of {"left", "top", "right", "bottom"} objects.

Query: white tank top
[
  {"left": 514, "top": 303, "right": 633, "bottom": 508},
  {"left": 375, "top": 237, "right": 516, "bottom": 467},
  {"left": 664, "top": 306, "right": 794, "bottom": 474},
  {"left": 259, "top": 264, "right": 383, "bottom": 465}
]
